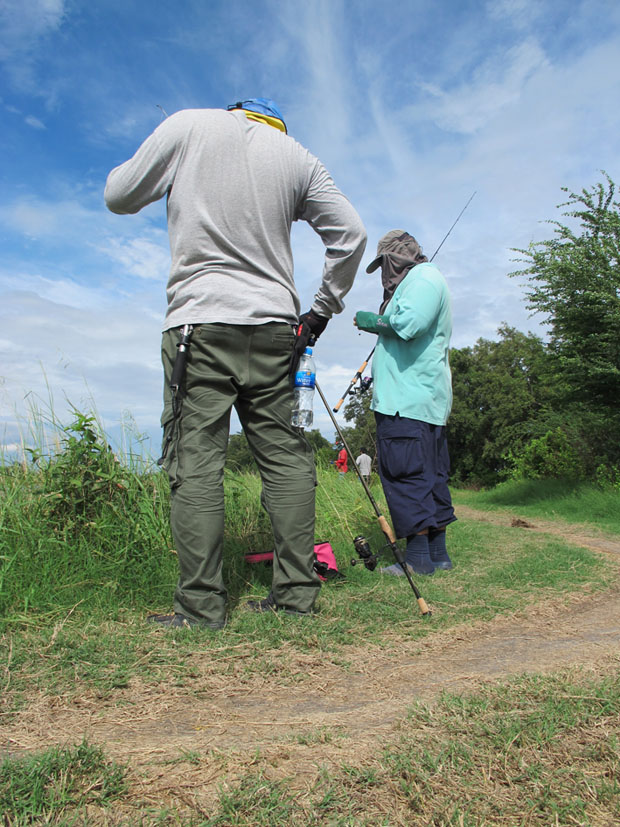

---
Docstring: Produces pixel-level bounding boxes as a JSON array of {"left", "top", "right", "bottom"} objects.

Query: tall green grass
[
  {"left": 0, "top": 405, "right": 616, "bottom": 628},
  {"left": 0, "top": 407, "right": 390, "bottom": 623},
  {"left": 0, "top": 405, "right": 617, "bottom": 713}
]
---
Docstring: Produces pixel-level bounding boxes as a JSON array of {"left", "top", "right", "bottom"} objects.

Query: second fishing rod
[
  {"left": 332, "top": 191, "right": 476, "bottom": 412},
  {"left": 314, "top": 380, "right": 431, "bottom": 617}
]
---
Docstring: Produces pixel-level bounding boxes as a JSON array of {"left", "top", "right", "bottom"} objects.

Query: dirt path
[
  {"left": 3, "top": 507, "right": 620, "bottom": 802},
  {"left": 455, "top": 503, "right": 620, "bottom": 556}
]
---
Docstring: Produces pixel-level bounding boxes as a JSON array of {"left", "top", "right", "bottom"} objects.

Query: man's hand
[
  {"left": 355, "top": 311, "right": 379, "bottom": 332},
  {"left": 298, "top": 309, "right": 328, "bottom": 339},
  {"left": 288, "top": 310, "right": 329, "bottom": 385},
  {"left": 354, "top": 311, "right": 396, "bottom": 336}
]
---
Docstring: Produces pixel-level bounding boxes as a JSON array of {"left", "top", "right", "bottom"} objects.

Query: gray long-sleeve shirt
[{"left": 104, "top": 108, "right": 367, "bottom": 330}]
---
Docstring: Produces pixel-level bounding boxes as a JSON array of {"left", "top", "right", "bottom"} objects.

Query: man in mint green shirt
[{"left": 355, "top": 230, "right": 456, "bottom": 576}]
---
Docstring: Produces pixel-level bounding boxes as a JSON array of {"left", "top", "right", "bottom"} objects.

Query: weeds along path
[{"left": 3, "top": 508, "right": 620, "bottom": 793}]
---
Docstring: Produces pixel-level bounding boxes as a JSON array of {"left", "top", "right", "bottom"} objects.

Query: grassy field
[{"left": 1, "top": 415, "right": 619, "bottom": 824}]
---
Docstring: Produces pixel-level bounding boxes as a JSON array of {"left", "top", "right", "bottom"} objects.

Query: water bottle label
[{"left": 295, "top": 369, "right": 316, "bottom": 388}]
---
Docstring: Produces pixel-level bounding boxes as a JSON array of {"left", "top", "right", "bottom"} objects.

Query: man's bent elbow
[
  {"left": 104, "top": 192, "right": 139, "bottom": 215},
  {"left": 103, "top": 168, "right": 144, "bottom": 215},
  {"left": 351, "top": 216, "right": 368, "bottom": 255}
]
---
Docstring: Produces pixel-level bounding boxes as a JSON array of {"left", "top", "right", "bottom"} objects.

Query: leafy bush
[
  {"left": 595, "top": 463, "right": 620, "bottom": 491},
  {"left": 0, "top": 408, "right": 176, "bottom": 619},
  {"left": 505, "top": 427, "right": 584, "bottom": 481},
  {"left": 31, "top": 410, "right": 131, "bottom": 534}
]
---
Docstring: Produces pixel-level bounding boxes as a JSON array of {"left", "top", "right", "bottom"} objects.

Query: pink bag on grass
[{"left": 245, "top": 542, "right": 344, "bottom": 581}]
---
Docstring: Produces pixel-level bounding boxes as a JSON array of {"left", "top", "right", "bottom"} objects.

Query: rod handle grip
[
  {"left": 378, "top": 515, "right": 396, "bottom": 544},
  {"left": 417, "top": 597, "right": 431, "bottom": 616}
]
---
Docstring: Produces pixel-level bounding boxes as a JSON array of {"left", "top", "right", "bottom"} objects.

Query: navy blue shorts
[{"left": 375, "top": 413, "right": 456, "bottom": 538}]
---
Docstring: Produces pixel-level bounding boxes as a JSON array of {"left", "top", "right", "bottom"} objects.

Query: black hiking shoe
[
  {"left": 243, "top": 592, "right": 312, "bottom": 616},
  {"left": 147, "top": 612, "right": 226, "bottom": 630}
]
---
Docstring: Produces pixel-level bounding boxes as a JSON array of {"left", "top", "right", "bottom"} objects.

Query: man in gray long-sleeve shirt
[{"left": 105, "top": 98, "right": 366, "bottom": 628}]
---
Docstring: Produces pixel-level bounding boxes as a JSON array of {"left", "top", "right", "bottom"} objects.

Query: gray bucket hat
[{"left": 366, "top": 229, "right": 424, "bottom": 273}]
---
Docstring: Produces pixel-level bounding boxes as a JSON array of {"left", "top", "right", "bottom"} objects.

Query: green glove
[{"left": 355, "top": 311, "right": 396, "bottom": 336}]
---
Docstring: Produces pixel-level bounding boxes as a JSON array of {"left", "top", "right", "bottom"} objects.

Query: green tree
[
  {"left": 510, "top": 174, "right": 620, "bottom": 467},
  {"left": 449, "top": 325, "right": 559, "bottom": 485},
  {"left": 342, "top": 388, "right": 377, "bottom": 470},
  {"left": 339, "top": 331, "right": 557, "bottom": 486}
]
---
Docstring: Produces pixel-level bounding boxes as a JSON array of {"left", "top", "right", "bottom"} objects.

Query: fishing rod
[
  {"left": 332, "top": 349, "right": 375, "bottom": 412},
  {"left": 332, "top": 191, "right": 476, "bottom": 412},
  {"left": 315, "top": 381, "right": 431, "bottom": 616},
  {"left": 428, "top": 190, "right": 476, "bottom": 263}
]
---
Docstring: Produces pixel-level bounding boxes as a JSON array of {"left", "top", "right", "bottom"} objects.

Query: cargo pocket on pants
[
  {"left": 379, "top": 436, "right": 424, "bottom": 482},
  {"left": 160, "top": 410, "right": 182, "bottom": 489}
]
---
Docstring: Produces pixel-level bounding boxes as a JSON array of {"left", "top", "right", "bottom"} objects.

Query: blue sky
[{"left": 1, "top": 0, "right": 619, "bottom": 455}]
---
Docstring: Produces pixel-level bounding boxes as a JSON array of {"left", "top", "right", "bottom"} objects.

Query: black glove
[
  {"left": 298, "top": 309, "right": 329, "bottom": 339},
  {"left": 288, "top": 310, "right": 329, "bottom": 386}
]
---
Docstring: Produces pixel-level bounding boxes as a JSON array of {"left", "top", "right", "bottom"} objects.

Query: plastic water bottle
[{"left": 291, "top": 347, "right": 316, "bottom": 429}]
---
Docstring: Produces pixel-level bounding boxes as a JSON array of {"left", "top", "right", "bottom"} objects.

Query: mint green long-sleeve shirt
[{"left": 371, "top": 262, "right": 452, "bottom": 426}]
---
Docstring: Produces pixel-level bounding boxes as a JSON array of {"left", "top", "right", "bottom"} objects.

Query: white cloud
[
  {"left": 0, "top": 271, "right": 165, "bottom": 455},
  {"left": 98, "top": 103, "right": 171, "bottom": 145},
  {"left": 486, "top": 0, "right": 540, "bottom": 29},
  {"left": 101, "top": 235, "right": 171, "bottom": 282},
  {"left": 0, "top": 195, "right": 170, "bottom": 291},
  {"left": 0, "top": 0, "right": 65, "bottom": 60},
  {"left": 24, "top": 115, "right": 46, "bottom": 129},
  {"left": 1, "top": 444, "right": 25, "bottom": 455},
  {"left": 271, "top": 0, "right": 358, "bottom": 163},
  {"left": 417, "top": 40, "right": 548, "bottom": 135},
  {"left": 1, "top": 196, "right": 99, "bottom": 239},
  {"left": 0, "top": 100, "right": 46, "bottom": 130}
]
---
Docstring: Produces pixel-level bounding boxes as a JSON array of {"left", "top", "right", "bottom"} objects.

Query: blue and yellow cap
[{"left": 227, "top": 98, "right": 287, "bottom": 133}]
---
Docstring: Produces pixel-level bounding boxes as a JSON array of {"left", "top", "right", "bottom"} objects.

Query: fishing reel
[
  {"left": 350, "top": 535, "right": 379, "bottom": 571},
  {"left": 351, "top": 375, "right": 373, "bottom": 396}
]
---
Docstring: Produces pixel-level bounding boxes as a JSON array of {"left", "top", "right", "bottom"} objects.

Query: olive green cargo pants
[{"left": 160, "top": 322, "right": 319, "bottom": 627}]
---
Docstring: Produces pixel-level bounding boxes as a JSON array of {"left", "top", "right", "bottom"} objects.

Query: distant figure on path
[
  {"left": 335, "top": 444, "right": 348, "bottom": 475},
  {"left": 355, "top": 449, "right": 372, "bottom": 484}
]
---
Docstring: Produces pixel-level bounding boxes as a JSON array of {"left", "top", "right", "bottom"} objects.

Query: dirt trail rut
[{"left": 3, "top": 507, "right": 620, "bottom": 769}]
